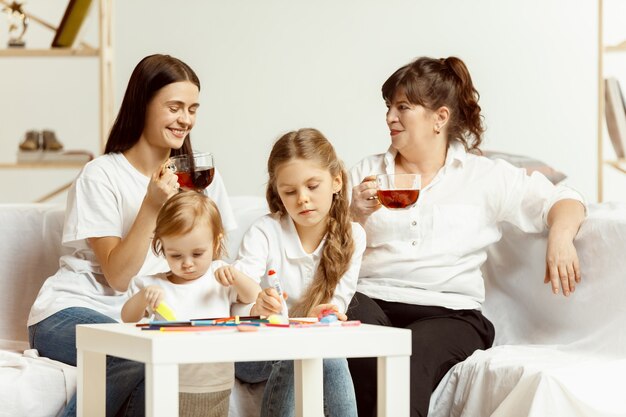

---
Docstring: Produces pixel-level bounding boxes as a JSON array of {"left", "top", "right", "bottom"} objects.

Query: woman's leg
[
  {"left": 345, "top": 292, "right": 392, "bottom": 417},
  {"left": 404, "top": 310, "right": 494, "bottom": 417},
  {"left": 29, "top": 307, "right": 145, "bottom": 417}
]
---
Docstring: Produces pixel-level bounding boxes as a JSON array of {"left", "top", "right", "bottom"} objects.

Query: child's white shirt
[
  {"left": 128, "top": 260, "right": 237, "bottom": 393},
  {"left": 233, "top": 213, "right": 366, "bottom": 314}
]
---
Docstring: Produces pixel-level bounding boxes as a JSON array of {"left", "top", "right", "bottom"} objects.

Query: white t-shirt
[
  {"left": 128, "top": 260, "right": 236, "bottom": 393},
  {"left": 28, "top": 152, "right": 236, "bottom": 326},
  {"left": 233, "top": 213, "right": 366, "bottom": 314},
  {"left": 348, "top": 142, "right": 585, "bottom": 311}
]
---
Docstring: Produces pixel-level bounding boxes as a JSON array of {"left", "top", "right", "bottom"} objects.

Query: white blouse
[
  {"left": 233, "top": 213, "right": 366, "bottom": 314},
  {"left": 348, "top": 142, "right": 585, "bottom": 310}
]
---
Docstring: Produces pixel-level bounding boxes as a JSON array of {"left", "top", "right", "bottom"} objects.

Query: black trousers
[{"left": 346, "top": 292, "right": 495, "bottom": 417}]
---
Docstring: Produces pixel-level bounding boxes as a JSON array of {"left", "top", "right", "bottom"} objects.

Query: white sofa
[{"left": 1, "top": 197, "right": 626, "bottom": 417}]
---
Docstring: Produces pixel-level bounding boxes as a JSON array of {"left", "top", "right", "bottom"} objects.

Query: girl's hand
[
  {"left": 351, "top": 175, "right": 381, "bottom": 224},
  {"left": 145, "top": 161, "right": 180, "bottom": 209},
  {"left": 544, "top": 235, "right": 581, "bottom": 297},
  {"left": 310, "top": 304, "right": 347, "bottom": 321},
  {"left": 142, "top": 285, "right": 165, "bottom": 310},
  {"left": 250, "top": 288, "right": 288, "bottom": 316},
  {"left": 215, "top": 266, "right": 237, "bottom": 287}
]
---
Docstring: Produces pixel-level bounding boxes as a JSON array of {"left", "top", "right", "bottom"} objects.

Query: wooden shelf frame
[{"left": 0, "top": 0, "right": 114, "bottom": 202}]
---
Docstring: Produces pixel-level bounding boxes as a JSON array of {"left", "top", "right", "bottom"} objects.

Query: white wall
[{"left": 0, "top": 0, "right": 603, "bottom": 203}]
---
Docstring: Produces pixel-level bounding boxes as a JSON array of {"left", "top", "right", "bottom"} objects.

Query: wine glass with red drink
[
  {"left": 376, "top": 173, "right": 421, "bottom": 209},
  {"left": 169, "top": 152, "right": 215, "bottom": 190}
]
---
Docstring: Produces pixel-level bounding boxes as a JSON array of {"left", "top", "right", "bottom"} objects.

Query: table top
[{"left": 76, "top": 323, "right": 411, "bottom": 364}]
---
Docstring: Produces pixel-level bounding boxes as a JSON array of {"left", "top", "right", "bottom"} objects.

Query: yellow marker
[
  {"left": 235, "top": 315, "right": 240, "bottom": 324},
  {"left": 155, "top": 302, "right": 177, "bottom": 321}
]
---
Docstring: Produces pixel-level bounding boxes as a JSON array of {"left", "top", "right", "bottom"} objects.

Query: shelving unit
[
  {"left": 597, "top": 0, "right": 626, "bottom": 202},
  {"left": 0, "top": 0, "right": 114, "bottom": 202}
]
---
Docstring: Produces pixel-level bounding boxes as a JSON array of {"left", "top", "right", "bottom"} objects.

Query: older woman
[{"left": 346, "top": 56, "right": 585, "bottom": 417}]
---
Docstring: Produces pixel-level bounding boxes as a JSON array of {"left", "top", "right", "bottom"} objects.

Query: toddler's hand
[
  {"left": 250, "top": 288, "right": 288, "bottom": 316},
  {"left": 142, "top": 285, "right": 164, "bottom": 310},
  {"left": 215, "top": 265, "right": 237, "bottom": 287}
]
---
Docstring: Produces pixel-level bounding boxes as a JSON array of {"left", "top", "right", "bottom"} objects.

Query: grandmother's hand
[
  {"left": 351, "top": 175, "right": 381, "bottom": 225},
  {"left": 544, "top": 233, "right": 581, "bottom": 297}
]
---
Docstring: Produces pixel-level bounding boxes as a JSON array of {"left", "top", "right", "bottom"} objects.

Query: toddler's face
[{"left": 160, "top": 223, "right": 214, "bottom": 283}]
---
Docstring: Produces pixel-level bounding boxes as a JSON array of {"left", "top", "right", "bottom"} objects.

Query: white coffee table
[{"left": 76, "top": 323, "right": 411, "bottom": 417}]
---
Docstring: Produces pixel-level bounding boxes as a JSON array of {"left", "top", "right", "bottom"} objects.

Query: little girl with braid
[{"left": 223, "top": 128, "right": 366, "bottom": 417}]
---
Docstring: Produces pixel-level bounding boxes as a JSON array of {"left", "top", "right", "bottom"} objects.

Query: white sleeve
[
  {"left": 495, "top": 160, "right": 585, "bottom": 232},
  {"left": 232, "top": 220, "right": 271, "bottom": 283},
  {"left": 63, "top": 172, "right": 123, "bottom": 248},
  {"left": 205, "top": 168, "right": 237, "bottom": 232},
  {"left": 330, "top": 223, "right": 366, "bottom": 313}
]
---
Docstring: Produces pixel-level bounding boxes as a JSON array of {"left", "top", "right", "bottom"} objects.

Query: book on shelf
[
  {"left": 604, "top": 77, "right": 626, "bottom": 159},
  {"left": 17, "top": 150, "right": 94, "bottom": 164},
  {"left": 51, "top": 0, "right": 94, "bottom": 48}
]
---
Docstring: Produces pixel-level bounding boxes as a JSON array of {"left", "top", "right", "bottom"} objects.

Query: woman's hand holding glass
[
  {"left": 145, "top": 161, "right": 180, "bottom": 210},
  {"left": 350, "top": 175, "right": 382, "bottom": 224}
]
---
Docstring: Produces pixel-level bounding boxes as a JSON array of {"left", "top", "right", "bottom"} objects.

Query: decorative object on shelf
[
  {"left": 18, "top": 129, "right": 40, "bottom": 151},
  {"left": 51, "top": 0, "right": 93, "bottom": 48},
  {"left": 15, "top": 129, "right": 88, "bottom": 164},
  {"left": 17, "top": 129, "right": 64, "bottom": 151},
  {"left": 604, "top": 77, "right": 626, "bottom": 159},
  {"left": 42, "top": 129, "right": 63, "bottom": 151},
  {"left": 2, "top": 1, "right": 29, "bottom": 47}
]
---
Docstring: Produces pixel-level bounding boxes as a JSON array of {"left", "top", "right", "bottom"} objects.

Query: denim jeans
[
  {"left": 28, "top": 307, "right": 145, "bottom": 417},
  {"left": 235, "top": 359, "right": 357, "bottom": 417}
]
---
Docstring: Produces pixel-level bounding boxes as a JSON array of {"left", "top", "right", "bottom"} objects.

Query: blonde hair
[
  {"left": 266, "top": 128, "right": 354, "bottom": 317},
  {"left": 152, "top": 190, "right": 226, "bottom": 259}
]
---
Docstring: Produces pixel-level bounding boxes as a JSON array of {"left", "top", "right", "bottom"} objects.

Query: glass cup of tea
[
  {"left": 376, "top": 173, "right": 421, "bottom": 210},
  {"left": 169, "top": 152, "right": 215, "bottom": 190}
]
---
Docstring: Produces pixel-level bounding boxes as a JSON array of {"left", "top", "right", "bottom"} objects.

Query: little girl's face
[
  {"left": 160, "top": 223, "right": 215, "bottom": 284},
  {"left": 275, "top": 158, "right": 342, "bottom": 234}
]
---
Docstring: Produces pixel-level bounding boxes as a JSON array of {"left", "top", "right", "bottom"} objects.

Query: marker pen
[{"left": 267, "top": 269, "right": 289, "bottom": 318}]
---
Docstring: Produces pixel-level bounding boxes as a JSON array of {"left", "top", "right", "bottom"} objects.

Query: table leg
[
  {"left": 377, "top": 355, "right": 410, "bottom": 417},
  {"left": 145, "top": 363, "right": 179, "bottom": 417},
  {"left": 77, "top": 349, "right": 106, "bottom": 417},
  {"left": 294, "top": 358, "right": 324, "bottom": 417}
]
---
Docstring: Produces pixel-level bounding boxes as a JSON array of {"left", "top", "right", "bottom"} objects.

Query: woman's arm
[
  {"left": 544, "top": 199, "right": 586, "bottom": 296},
  {"left": 89, "top": 164, "right": 178, "bottom": 292}
]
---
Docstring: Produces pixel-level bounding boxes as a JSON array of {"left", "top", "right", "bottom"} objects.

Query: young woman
[
  {"left": 232, "top": 128, "right": 366, "bottom": 417},
  {"left": 123, "top": 190, "right": 259, "bottom": 417},
  {"left": 347, "top": 56, "right": 586, "bottom": 417},
  {"left": 27, "top": 54, "right": 236, "bottom": 417}
]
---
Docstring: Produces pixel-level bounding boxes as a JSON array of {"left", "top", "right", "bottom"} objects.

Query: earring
[{"left": 434, "top": 125, "right": 441, "bottom": 134}]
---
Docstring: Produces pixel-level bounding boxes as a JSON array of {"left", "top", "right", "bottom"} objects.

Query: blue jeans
[
  {"left": 235, "top": 359, "right": 357, "bottom": 417},
  {"left": 28, "top": 307, "right": 145, "bottom": 417}
]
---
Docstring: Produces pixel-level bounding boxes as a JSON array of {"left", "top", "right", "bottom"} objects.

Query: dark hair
[
  {"left": 104, "top": 54, "right": 200, "bottom": 158},
  {"left": 382, "top": 56, "right": 485, "bottom": 152},
  {"left": 266, "top": 128, "right": 354, "bottom": 317}
]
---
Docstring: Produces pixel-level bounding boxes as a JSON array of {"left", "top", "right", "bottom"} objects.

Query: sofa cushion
[{"left": 0, "top": 205, "right": 67, "bottom": 349}]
